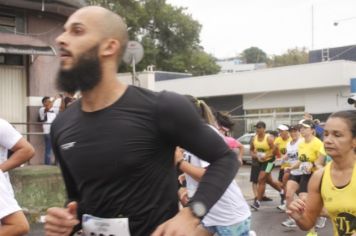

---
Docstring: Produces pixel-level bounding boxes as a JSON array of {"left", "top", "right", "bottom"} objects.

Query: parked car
[{"left": 236, "top": 133, "right": 255, "bottom": 164}]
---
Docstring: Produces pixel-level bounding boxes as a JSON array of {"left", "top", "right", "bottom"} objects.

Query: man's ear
[{"left": 101, "top": 39, "right": 120, "bottom": 57}]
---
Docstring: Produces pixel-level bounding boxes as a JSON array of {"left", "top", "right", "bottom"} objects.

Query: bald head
[{"left": 70, "top": 6, "right": 129, "bottom": 62}]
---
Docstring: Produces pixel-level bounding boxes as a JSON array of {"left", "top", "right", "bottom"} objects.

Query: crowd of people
[
  {"left": 247, "top": 112, "right": 356, "bottom": 236},
  {"left": 0, "top": 5, "right": 355, "bottom": 236}
]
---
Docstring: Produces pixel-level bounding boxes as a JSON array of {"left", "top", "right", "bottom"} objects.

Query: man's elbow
[
  {"left": 15, "top": 221, "right": 30, "bottom": 236},
  {"left": 21, "top": 145, "right": 35, "bottom": 163},
  {"left": 25, "top": 145, "right": 35, "bottom": 161},
  {"left": 1, "top": 212, "right": 30, "bottom": 236}
]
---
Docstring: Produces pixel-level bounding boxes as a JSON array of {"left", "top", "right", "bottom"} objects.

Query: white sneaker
[
  {"left": 277, "top": 203, "right": 286, "bottom": 212},
  {"left": 249, "top": 230, "right": 257, "bottom": 236},
  {"left": 316, "top": 217, "right": 327, "bottom": 228},
  {"left": 282, "top": 218, "right": 297, "bottom": 228}
]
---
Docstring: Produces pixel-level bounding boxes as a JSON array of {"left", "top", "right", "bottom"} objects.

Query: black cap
[
  {"left": 254, "top": 121, "right": 266, "bottom": 128},
  {"left": 289, "top": 125, "right": 299, "bottom": 131},
  {"left": 347, "top": 95, "right": 356, "bottom": 105}
]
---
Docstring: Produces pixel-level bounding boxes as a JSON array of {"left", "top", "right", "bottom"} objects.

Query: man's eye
[{"left": 72, "top": 28, "right": 83, "bottom": 35}]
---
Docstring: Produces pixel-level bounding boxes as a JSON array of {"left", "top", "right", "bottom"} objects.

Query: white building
[{"left": 119, "top": 60, "right": 356, "bottom": 135}]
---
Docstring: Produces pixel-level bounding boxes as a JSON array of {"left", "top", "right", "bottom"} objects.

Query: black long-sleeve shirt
[{"left": 51, "top": 86, "right": 238, "bottom": 235}]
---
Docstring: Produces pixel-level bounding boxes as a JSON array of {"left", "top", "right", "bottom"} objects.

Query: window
[
  {"left": 0, "top": 14, "right": 16, "bottom": 32},
  {"left": 0, "top": 9, "right": 25, "bottom": 33},
  {"left": 0, "top": 54, "right": 24, "bottom": 65},
  {"left": 291, "top": 106, "right": 304, "bottom": 112}
]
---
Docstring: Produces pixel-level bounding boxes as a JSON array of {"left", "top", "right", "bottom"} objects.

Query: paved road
[
  {"left": 236, "top": 165, "right": 333, "bottom": 236},
  {"left": 27, "top": 165, "right": 333, "bottom": 236}
]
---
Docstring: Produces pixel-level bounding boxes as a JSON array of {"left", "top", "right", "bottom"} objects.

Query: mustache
[{"left": 59, "top": 48, "right": 72, "bottom": 56}]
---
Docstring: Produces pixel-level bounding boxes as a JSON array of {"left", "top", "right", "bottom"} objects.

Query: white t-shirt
[
  {"left": 183, "top": 124, "right": 251, "bottom": 227},
  {"left": 38, "top": 99, "right": 61, "bottom": 134},
  {"left": 286, "top": 138, "right": 303, "bottom": 176},
  {"left": 0, "top": 118, "right": 22, "bottom": 179},
  {"left": 184, "top": 151, "right": 251, "bottom": 227},
  {"left": 0, "top": 170, "right": 21, "bottom": 220}
]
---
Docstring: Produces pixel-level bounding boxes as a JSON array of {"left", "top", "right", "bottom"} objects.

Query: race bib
[
  {"left": 274, "top": 158, "right": 284, "bottom": 166},
  {"left": 299, "top": 162, "right": 313, "bottom": 174},
  {"left": 82, "top": 214, "right": 131, "bottom": 236},
  {"left": 256, "top": 152, "right": 266, "bottom": 161}
]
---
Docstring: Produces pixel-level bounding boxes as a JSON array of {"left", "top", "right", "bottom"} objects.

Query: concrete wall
[
  {"left": 243, "top": 86, "right": 351, "bottom": 114},
  {"left": 10, "top": 166, "right": 66, "bottom": 222},
  {"left": 155, "top": 60, "right": 356, "bottom": 98}
]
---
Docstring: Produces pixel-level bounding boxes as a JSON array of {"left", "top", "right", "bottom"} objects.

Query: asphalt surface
[
  {"left": 27, "top": 165, "right": 333, "bottom": 236},
  {"left": 236, "top": 165, "right": 333, "bottom": 236}
]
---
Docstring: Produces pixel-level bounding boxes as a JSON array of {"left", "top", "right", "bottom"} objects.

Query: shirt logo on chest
[{"left": 60, "top": 142, "right": 76, "bottom": 150}]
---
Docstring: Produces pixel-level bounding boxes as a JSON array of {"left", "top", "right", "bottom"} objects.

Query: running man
[
  {"left": 44, "top": 6, "right": 239, "bottom": 236},
  {"left": 250, "top": 121, "right": 282, "bottom": 210}
]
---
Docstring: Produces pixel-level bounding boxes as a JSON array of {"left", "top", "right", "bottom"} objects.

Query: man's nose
[{"left": 56, "top": 31, "right": 67, "bottom": 46}]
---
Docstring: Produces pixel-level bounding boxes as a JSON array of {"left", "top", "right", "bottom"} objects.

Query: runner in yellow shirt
[
  {"left": 250, "top": 121, "right": 282, "bottom": 210},
  {"left": 288, "top": 110, "right": 356, "bottom": 236},
  {"left": 274, "top": 124, "right": 292, "bottom": 211}
]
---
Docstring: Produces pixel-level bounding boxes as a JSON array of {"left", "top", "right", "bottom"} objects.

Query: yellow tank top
[
  {"left": 274, "top": 136, "right": 292, "bottom": 168},
  {"left": 321, "top": 162, "right": 356, "bottom": 236},
  {"left": 253, "top": 134, "right": 273, "bottom": 162},
  {"left": 298, "top": 137, "right": 323, "bottom": 163}
]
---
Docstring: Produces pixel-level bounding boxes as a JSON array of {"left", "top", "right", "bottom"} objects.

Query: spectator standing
[{"left": 38, "top": 96, "right": 62, "bottom": 165}]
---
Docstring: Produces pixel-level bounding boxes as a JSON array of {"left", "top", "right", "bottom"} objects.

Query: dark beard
[{"left": 56, "top": 45, "right": 101, "bottom": 94}]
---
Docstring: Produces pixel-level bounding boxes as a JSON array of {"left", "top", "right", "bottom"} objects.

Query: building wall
[
  {"left": 25, "top": 12, "right": 67, "bottom": 164},
  {"left": 27, "top": 12, "right": 64, "bottom": 98},
  {"left": 202, "top": 95, "right": 245, "bottom": 137},
  {"left": 243, "top": 86, "right": 351, "bottom": 113},
  {"left": 309, "top": 44, "right": 356, "bottom": 62},
  {"left": 0, "top": 2, "right": 83, "bottom": 165}
]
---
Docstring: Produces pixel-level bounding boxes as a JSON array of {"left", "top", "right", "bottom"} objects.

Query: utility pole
[{"left": 311, "top": 5, "right": 314, "bottom": 50}]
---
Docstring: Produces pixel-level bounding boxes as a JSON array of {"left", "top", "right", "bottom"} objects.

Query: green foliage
[
  {"left": 88, "top": 0, "right": 220, "bottom": 75},
  {"left": 268, "top": 47, "right": 309, "bottom": 67},
  {"left": 240, "top": 47, "right": 268, "bottom": 63}
]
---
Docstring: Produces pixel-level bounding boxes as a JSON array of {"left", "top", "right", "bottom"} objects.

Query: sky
[{"left": 165, "top": 0, "right": 356, "bottom": 59}]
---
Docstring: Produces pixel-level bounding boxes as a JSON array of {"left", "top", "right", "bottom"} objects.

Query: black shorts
[
  {"left": 288, "top": 174, "right": 312, "bottom": 193},
  {"left": 250, "top": 159, "right": 275, "bottom": 183},
  {"left": 260, "top": 159, "right": 275, "bottom": 173},
  {"left": 250, "top": 159, "right": 260, "bottom": 184},
  {"left": 278, "top": 168, "right": 284, "bottom": 182}
]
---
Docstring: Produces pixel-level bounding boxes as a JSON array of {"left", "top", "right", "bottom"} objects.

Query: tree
[
  {"left": 88, "top": 0, "right": 220, "bottom": 76},
  {"left": 240, "top": 47, "right": 268, "bottom": 63},
  {"left": 268, "top": 47, "right": 309, "bottom": 67}
]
